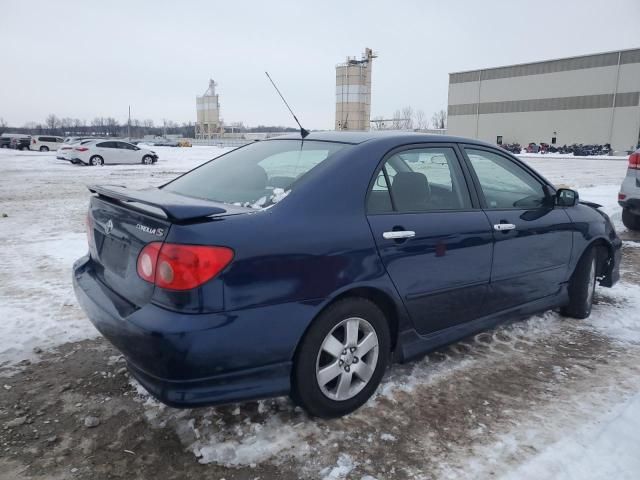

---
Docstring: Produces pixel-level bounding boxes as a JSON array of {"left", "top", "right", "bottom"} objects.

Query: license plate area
[{"left": 99, "top": 235, "right": 130, "bottom": 277}]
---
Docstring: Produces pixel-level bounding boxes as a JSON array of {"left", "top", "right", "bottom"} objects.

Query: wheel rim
[
  {"left": 586, "top": 258, "right": 596, "bottom": 305},
  {"left": 316, "top": 317, "right": 379, "bottom": 401},
  {"left": 143, "top": 156, "right": 151, "bottom": 164},
  {"left": 91, "top": 157, "right": 100, "bottom": 166}
]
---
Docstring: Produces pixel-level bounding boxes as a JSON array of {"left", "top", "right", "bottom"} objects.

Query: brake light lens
[
  {"left": 75, "top": 147, "right": 89, "bottom": 152},
  {"left": 137, "top": 242, "right": 234, "bottom": 290},
  {"left": 619, "top": 193, "right": 627, "bottom": 200},
  {"left": 629, "top": 152, "right": 640, "bottom": 170},
  {"left": 32, "top": 139, "right": 36, "bottom": 144}
]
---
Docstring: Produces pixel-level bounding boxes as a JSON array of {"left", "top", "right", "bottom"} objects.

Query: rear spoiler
[{"left": 88, "top": 184, "right": 228, "bottom": 222}]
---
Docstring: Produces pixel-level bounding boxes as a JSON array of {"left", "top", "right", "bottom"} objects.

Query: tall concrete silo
[
  {"left": 335, "top": 48, "right": 376, "bottom": 131},
  {"left": 196, "top": 79, "right": 221, "bottom": 139}
]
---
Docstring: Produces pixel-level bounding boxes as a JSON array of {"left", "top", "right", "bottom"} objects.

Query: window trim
[
  {"left": 365, "top": 142, "right": 480, "bottom": 216},
  {"left": 459, "top": 144, "right": 556, "bottom": 211}
]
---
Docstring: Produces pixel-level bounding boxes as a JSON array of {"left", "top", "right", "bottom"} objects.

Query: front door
[
  {"left": 462, "top": 146, "right": 573, "bottom": 312},
  {"left": 366, "top": 145, "right": 494, "bottom": 335}
]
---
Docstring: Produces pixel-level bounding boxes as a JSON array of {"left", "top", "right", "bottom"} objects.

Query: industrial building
[
  {"left": 447, "top": 48, "right": 640, "bottom": 152},
  {"left": 195, "top": 79, "right": 221, "bottom": 139},
  {"left": 335, "top": 48, "right": 376, "bottom": 131}
]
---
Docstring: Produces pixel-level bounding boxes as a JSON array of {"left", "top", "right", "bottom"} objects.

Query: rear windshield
[{"left": 163, "top": 140, "right": 349, "bottom": 208}]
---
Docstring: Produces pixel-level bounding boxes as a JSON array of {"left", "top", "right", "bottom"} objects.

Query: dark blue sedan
[{"left": 73, "top": 132, "right": 621, "bottom": 418}]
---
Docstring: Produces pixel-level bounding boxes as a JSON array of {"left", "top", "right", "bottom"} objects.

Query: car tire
[
  {"left": 622, "top": 208, "right": 640, "bottom": 231},
  {"left": 142, "top": 155, "right": 153, "bottom": 165},
  {"left": 40, "top": 146, "right": 49, "bottom": 152},
  {"left": 89, "top": 156, "right": 104, "bottom": 166},
  {"left": 291, "top": 297, "right": 390, "bottom": 418},
  {"left": 561, "top": 246, "right": 597, "bottom": 319}
]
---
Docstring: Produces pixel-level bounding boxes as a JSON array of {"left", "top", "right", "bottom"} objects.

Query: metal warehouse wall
[{"left": 447, "top": 49, "right": 640, "bottom": 152}]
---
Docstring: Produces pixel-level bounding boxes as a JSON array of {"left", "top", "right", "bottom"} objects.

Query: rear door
[
  {"left": 95, "top": 141, "right": 118, "bottom": 163},
  {"left": 461, "top": 146, "right": 573, "bottom": 312},
  {"left": 366, "top": 145, "right": 494, "bottom": 335}
]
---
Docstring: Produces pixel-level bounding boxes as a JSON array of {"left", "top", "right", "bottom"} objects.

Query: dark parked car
[
  {"left": 73, "top": 132, "right": 621, "bottom": 418},
  {"left": 3, "top": 135, "right": 31, "bottom": 150}
]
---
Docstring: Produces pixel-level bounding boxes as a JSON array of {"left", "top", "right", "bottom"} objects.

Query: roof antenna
[{"left": 265, "top": 71, "right": 309, "bottom": 139}]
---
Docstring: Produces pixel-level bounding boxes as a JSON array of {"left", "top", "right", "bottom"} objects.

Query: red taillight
[
  {"left": 619, "top": 193, "right": 627, "bottom": 200},
  {"left": 137, "top": 242, "right": 233, "bottom": 291},
  {"left": 75, "top": 147, "right": 89, "bottom": 152},
  {"left": 32, "top": 139, "right": 36, "bottom": 144},
  {"left": 629, "top": 152, "right": 640, "bottom": 170}
]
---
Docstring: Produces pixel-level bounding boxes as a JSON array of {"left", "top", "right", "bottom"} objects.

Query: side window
[
  {"left": 367, "top": 147, "right": 471, "bottom": 213},
  {"left": 97, "top": 142, "right": 113, "bottom": 148},
  {"left": 465, "top": 148, "right": 547, "bottom": 209}
]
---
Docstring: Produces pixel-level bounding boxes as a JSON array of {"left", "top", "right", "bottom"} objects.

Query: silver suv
[{"left": 619, "top": 148, "right": 640, "bottom": 231}]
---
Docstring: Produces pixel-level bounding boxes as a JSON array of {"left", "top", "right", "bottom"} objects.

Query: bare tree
[
  {"left": 414, "top": 109, "right": 428, "bottom": 130},
  {"left": 59, "top": 117, "right": 73, "bottom": 135},
  {"left": 45, "top": 114, "right": 60, "bottom": 132},
  {"left": 431, "top": 109, "right": 447, "bottom": 130},
  {"left": 391, "top": 110, "right": 403, "bottom": 130},
  {"left": 91, "top": 117, "right": 105, "bottom": 136},
  {"left": 105, "top": 117, "right": 119, "bottom": 136},
  {"left": 370, "top": 116, "right": 386, "bottom": 130},
  {"left": 401, "top": 106, "right": 414, "bottom": 130},
  {"left": 0, "top": 117, "right": 6, "bottom": 134}
]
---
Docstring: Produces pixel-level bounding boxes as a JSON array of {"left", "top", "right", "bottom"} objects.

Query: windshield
[{"left": 163, "top": 140, "right": 350, "bottom": 208}]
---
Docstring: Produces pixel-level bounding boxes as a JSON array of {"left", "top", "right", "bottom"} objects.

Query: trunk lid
[{"left": 87, "top": 185, "right": 246, "bottom": 307}]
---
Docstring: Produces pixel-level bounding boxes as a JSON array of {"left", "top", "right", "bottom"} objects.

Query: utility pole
[{"left": 128, "top": 105, "right": 131, "bottom": 139}]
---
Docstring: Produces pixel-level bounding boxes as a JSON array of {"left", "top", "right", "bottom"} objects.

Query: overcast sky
[{"left": 1, "top": 0, "right": 639, "bottom": 130}]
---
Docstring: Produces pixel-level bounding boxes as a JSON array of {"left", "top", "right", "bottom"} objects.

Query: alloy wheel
[{"left": 315, "top": 317, "right": 379, "bottom": 401}]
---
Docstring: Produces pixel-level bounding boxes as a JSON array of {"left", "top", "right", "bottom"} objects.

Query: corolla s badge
[
  {"left": 136, "top": 223, "right": 165, "bottom": 237},
  {"left": 105, "top": 219, "right": 114, "bottom": 235}
]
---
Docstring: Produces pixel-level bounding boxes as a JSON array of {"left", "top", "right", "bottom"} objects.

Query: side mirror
[{"left": 556, "top": 188, "right": 579, "bottom": 207}]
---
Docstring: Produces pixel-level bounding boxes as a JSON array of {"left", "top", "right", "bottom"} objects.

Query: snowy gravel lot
[{"left": 1, "top": 146, "right": 640, "bottom": 479}]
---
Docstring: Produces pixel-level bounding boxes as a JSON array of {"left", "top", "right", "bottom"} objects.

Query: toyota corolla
[{"left": 73, "top": 132, "right": 621, "bottom": 418}]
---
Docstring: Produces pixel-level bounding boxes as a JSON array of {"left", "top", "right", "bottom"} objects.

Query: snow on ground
[
  {"left": 500, "top": 391, "right": 640, "bottom": 480},
  {"left": 2, "top": 148, "right": 640, "bottom": 478},
  {"left": 0, "top": 146, "right": 230, "bottom": 371}
]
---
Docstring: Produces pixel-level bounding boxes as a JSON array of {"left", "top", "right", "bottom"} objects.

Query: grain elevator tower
[
  {"left": 196, "top": 79, "right": 221, "bottom": 139},
  {"left": 335, "top": 48, "right": 376, "bottom": 131}
]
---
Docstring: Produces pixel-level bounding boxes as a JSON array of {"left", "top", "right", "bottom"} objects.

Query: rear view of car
[{"left": 619, "top": 149, "right": 640, "bottom": 231}]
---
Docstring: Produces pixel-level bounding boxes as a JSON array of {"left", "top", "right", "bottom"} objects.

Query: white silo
[
  {"left": 196, "top": 79, "right": 221, "bottom": 139},
  {"left": 335, "top": 48, "right": 376, "bottom": 131}
]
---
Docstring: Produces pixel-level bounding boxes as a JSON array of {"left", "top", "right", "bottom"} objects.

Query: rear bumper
[
  {"left": 619, "top": 198, "right": 640, "bottom": 214},
  {"left": 72, "top": 256, "right": 317, "bottom": 407}
]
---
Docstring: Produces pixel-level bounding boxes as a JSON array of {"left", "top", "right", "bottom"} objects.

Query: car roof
[{"left": 270, "top": 130, "right": 496, "bottom": 148}]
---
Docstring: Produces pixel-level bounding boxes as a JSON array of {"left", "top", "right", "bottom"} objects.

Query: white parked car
[
  {"left": 30, "top": 135, "right": 64, "bottom": 152},
  {"left": 619, "top": 148, "right": 640, "bottom": 231},
  {"left": 70, "top": 140, "right": 158, "bottom": 166},
  {"left": 57, "top": 139, "right": 98, "bottom": 161}
]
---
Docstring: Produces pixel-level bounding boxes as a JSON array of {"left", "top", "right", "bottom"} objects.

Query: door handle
[
  {"left": 493, "top": 223, "right": 516, "bottom": 231},
  {"left": 383, "top": 230, "right": 416, "bottom": 240}
]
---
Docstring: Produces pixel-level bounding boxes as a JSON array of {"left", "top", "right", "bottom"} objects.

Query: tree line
[
  {"left": 0, "top": 114, "right": 195, "bottom": 138},
  {"left": 371, "top": 107, "right": 447, "bottom": 131},
  {"left": 0, "top": 115, "right": 299, "bottom": 138}
]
